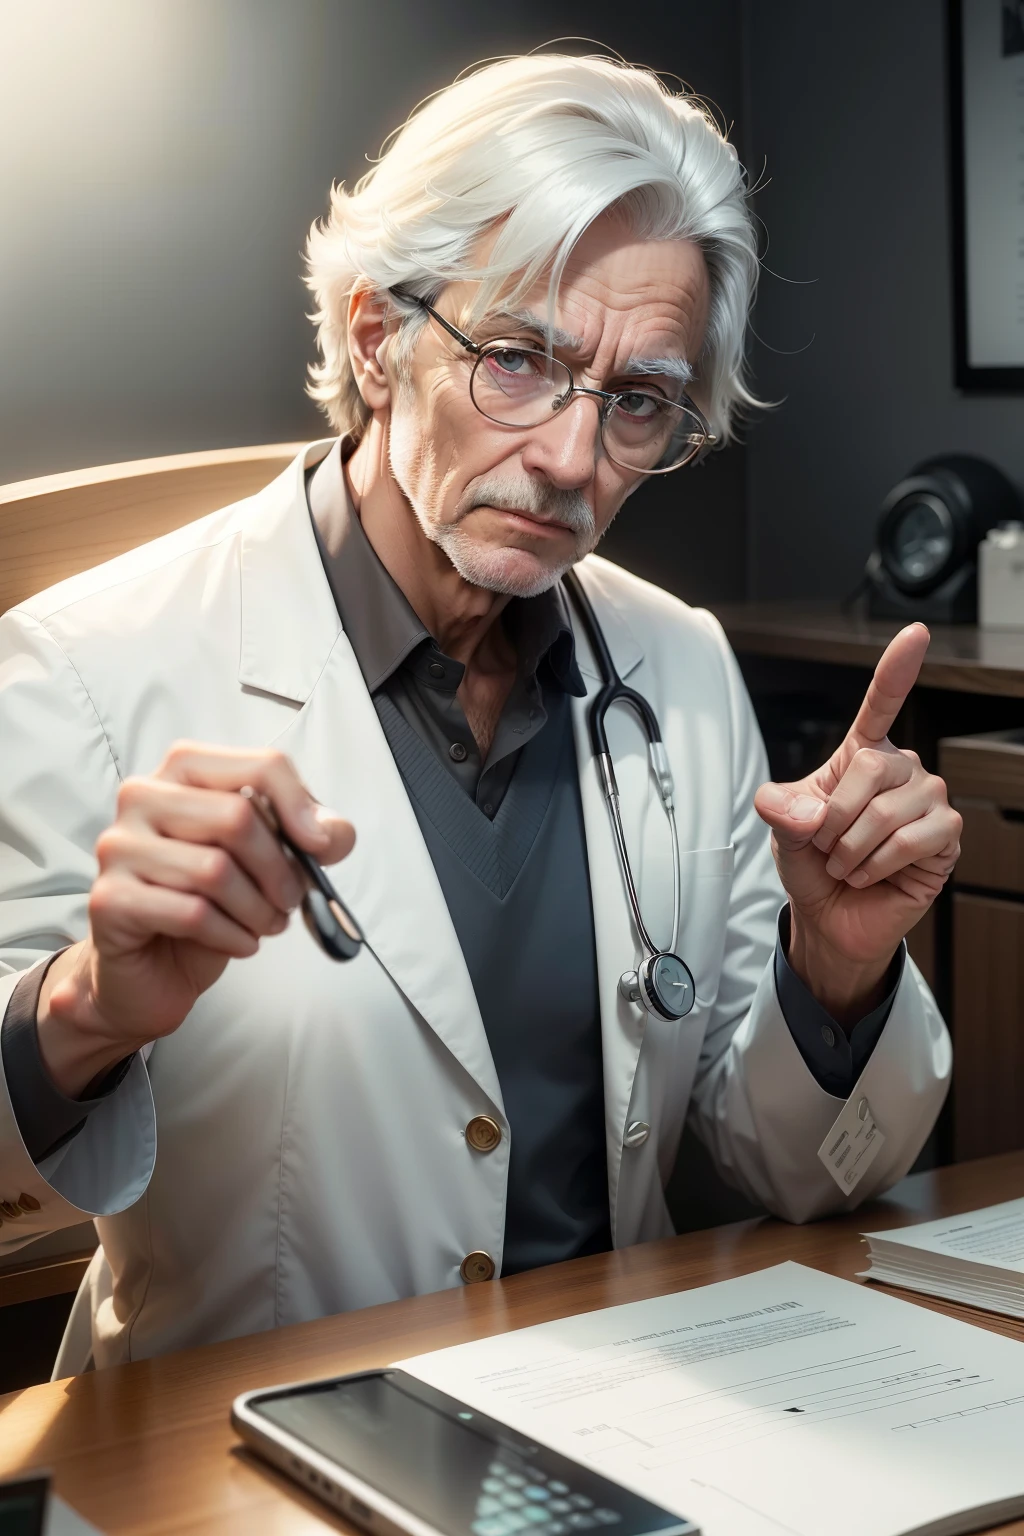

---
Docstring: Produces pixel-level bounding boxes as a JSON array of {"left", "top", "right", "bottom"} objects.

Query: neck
[{"left": 344, "top": 419, "right": 511, "bottom": 668}]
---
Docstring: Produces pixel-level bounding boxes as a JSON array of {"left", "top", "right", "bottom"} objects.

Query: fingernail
[
  {"left": 758, "top": 782, "right": 789, "bottom": 812},
  {"left": 271, "top": 912, "right": 289, "bottom": 933},
  {"left": 811, "top": 830, "right": 835, "bottom": 853},
  {"left": 297, "top": 803, "right": 330, "bottom": 841},
  {"left": 313, "top": 804, "right": 340, "bottom": 829},
  {"left": 790, "top": 795, "right": 824, "bottom": 821},
  {"left": 825, "top": 856, "right": 844, "bottom": 878},
  {"left": 846, "top": 869, "right": 869, "bottom": 887}
]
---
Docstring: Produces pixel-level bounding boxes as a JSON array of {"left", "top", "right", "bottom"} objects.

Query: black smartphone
[
  {"left": 0, "top": 1473, "right": 49, "bottom": 1536},
  {"left": 232, "top": 1369, "right": 699, "bottom": 1536}
]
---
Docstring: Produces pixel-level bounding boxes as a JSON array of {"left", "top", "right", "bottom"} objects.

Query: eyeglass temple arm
[{"left": 387, "top": 286, "right": 481, "bottom": 355}]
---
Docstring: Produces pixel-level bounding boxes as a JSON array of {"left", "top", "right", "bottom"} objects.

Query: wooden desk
[{"left": 1, "top": 1154, "right": 1023, "bottom": 1535}]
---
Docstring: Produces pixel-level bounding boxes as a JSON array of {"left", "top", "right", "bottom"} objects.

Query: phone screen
[
  {"left": 0, "top": 1475, "right": 48, "bottom": 1536},
  {"left": 251, "top": 1371, "right": 691, "bottom": 1536}
]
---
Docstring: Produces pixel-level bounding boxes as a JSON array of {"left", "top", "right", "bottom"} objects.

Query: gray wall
[
  {"left": 742, "top": 0, "right": 1024, "bottom": 601},
  {"left": 0, "top": 0, "right": 746, "bottom": 603}
]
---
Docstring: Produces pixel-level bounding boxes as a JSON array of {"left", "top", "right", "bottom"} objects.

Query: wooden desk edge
[{"left": 0, "top": 1250, "right": 94, "bottom": 1309}]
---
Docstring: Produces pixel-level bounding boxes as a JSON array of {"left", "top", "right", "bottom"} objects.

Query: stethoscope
[
  {"left": 248, "top": 572, "right": 695, "bottom": 1022},
  {"left": 563, "top": 569, "right": 696, "bottom": 1023}
]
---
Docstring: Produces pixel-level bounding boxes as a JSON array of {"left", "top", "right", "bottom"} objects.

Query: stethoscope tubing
[{"left": 562, "top": 570, "right": 682, "bottom": 961}]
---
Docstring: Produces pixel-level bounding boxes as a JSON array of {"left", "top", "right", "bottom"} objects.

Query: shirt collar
[{"left": 307, "top": 439, "right": 585, "bottom": 699}]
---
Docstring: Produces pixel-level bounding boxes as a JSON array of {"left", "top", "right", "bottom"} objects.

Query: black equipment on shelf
[{"left": 864, "top": 454, "right": 1021, "bottom": 624}]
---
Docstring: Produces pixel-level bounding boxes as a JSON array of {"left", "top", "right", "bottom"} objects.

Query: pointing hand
[{"left": 753, "top": 625, "right": 961, "bottom": 1020}]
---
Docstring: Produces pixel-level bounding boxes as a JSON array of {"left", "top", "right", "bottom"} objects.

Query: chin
[{"left": 436, "top": 528, "right": 573, "bottom": 598}]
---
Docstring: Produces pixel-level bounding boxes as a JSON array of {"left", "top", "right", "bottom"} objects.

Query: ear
[{"left": 347, "top": 287, "right": 393, "bottom": 412}]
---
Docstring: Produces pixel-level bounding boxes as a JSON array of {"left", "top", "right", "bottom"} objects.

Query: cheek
[{"left": 593, "top": 463, "right": 636, "bottom": 536}]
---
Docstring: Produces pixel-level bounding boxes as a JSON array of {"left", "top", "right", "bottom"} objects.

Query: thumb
[
  {"left": 313, "top": 807, "right": 357, "bottom": 867},
  {"left": 754, "top": 781, "right": 828, "bottom": 852}
]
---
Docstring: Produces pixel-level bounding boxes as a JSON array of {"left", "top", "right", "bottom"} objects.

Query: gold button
[
  {"left": 0, "top": 1201, "right": 22, "bottom": 1220},
  {"left": 18, "top": 1192, "right": 41, "bottom": 1213},
  {"left": 465, "top": 1115, "right": 502, "bottom": 1153},
  {"left": 460, "top": 1251, "right": 496, "bottom": 1284}
]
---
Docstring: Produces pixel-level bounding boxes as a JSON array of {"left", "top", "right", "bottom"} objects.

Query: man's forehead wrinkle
[
  {"left": 480, "top": 304, "right": 692, "bottom": 381},
  {"left": 482, "top": 306, "right": 584, "bottom": 352}
]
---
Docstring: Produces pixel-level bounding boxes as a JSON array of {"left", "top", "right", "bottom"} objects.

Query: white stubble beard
[{"left": 388, "top": 410, "right": 599, "bottom": 599}]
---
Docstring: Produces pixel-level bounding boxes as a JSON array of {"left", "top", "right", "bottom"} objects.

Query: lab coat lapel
[
  {"left": 236, "top": 442, "right": 502, "bottom": 1109},
  {"left": 569, "top": 559, "right": 649, "bottom": 1245}
]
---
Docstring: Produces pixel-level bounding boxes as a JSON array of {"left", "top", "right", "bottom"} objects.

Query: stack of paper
[
  {"left": 861, "top": 1197, "right": 1024, "bottom": 1318},
  {"left": 399, "top": 1261, "right": 1024, "bottom": 1536}
]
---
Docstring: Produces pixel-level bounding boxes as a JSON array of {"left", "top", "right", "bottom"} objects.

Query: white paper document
[
  {"left": 861, "top": 1198, "right": 1024, "bottom": 1319},
  {"left": 398, "top": 1262, "right": 1024, "bottom": 1536}
]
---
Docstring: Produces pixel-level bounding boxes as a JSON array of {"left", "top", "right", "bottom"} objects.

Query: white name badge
[{"left": 817, "top": 1094, "right": 886, "bottom": 1195}]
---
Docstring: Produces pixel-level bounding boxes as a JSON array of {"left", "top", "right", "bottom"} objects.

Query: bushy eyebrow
[
  {"left": 479, "top": 307, "right": 693, "bottom": 387},
  {"left": 621, "top": 355, "right": 694, "bottom": 386}
]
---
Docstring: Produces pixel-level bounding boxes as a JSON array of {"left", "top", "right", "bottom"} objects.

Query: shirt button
[
  {"left": 483, "top": 802, "right": 494, "bottom": 815},
  {"left": 449, "top": 742, "right": 468, "bottom": 762},
  {"left": 460, "top": 1251, "right": 496, "bottom": 1284},
  {"left": 466, "top": 1115, "right": 502, "bottom": 1153},
  {"left": 623, "top": 1121, "right": 650, "bottom": 1148},
  {"left": 428, "top": 661, "right": 446, "bottom": 679},
  {"left": 821, "top": 1025, "right": 836, "bottom": 1048}
]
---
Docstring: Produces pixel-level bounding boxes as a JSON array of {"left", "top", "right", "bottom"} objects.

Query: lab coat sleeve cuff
[
  {"left": 718, "top": 952, "right": 950, "bottom": 1224},
  {"left": 1, "top": 951, "right": 136, "bottom": 1163},
  {"left": 0, "top": 965, "right": 156, "bottom": 1254}
]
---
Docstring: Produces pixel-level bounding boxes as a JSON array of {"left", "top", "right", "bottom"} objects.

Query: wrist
[
  {"left": 785, "top": 906, "right": 894, "bottom": 1030},
  {"left": 37, "top": 944, "right": 135, "bottom": 1098}
]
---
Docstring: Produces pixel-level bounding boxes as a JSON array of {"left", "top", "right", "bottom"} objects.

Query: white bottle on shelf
[{"left": 979, "top": 522, "right": 1024, "bottom": 630}]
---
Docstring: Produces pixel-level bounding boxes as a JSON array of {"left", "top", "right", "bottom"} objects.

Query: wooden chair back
[{"left": 0, "top": 442, "right": 305, "bottom": 616}]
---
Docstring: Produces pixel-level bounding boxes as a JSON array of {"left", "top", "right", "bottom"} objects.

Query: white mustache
[{"left": 465, "top": 477, "right": 596, "bottom": 538}]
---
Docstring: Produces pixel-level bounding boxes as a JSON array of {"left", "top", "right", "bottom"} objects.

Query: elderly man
[{"left": 0, "top": 54, "right": 958, "bottom": 1373}]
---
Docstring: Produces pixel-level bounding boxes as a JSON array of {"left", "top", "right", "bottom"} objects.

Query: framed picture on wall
[{"left": 948, "top": 0, "right": 1024, "bottom": 389}]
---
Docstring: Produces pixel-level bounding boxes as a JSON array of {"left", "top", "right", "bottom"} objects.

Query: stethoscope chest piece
[{"left": 619, "top": 953, "right": 696, "bottom": 1021}]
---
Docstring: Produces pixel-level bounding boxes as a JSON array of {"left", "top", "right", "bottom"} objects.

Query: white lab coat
[{"left": 0, "top": 441, "right": 950, "bottom": 1373}]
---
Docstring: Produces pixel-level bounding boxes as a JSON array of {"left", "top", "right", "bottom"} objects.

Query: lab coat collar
[{"left": 238, "top": 439, "right": 340, "bottom": 703}]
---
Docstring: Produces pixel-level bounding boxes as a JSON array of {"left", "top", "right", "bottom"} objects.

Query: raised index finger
[{"left": 848, "top": 623, "right": 930, "bottom": 744}]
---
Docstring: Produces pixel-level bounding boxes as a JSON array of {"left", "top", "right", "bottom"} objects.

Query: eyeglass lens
[{"left": 469, "top": 345, "right": 706, "bottom": 472}]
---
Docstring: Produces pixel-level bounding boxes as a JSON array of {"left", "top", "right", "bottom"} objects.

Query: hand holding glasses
[{"left": 240, "top": 786, "right": 363, "bottom": 962}]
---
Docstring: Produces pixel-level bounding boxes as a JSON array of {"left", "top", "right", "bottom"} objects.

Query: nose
[{"left": 520, "top": 391, "right": 603, "bottom": 490}]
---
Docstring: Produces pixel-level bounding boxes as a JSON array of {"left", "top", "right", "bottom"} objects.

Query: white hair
[{"left": 305, "top": 53, "right": 760, "bottom": 446}]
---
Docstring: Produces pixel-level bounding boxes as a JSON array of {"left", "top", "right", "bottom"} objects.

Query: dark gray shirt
[{"left": 309, "top": 444, "right": 585, "bottom": 817}]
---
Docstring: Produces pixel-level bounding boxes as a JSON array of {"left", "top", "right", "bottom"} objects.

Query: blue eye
[{"left": 489, "top": 349, "right": 535, "bottom": 376}]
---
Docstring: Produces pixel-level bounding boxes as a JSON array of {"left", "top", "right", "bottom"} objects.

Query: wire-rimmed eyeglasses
[{"left": 388, "top": 288, "right": 716, "bottom": 475}]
